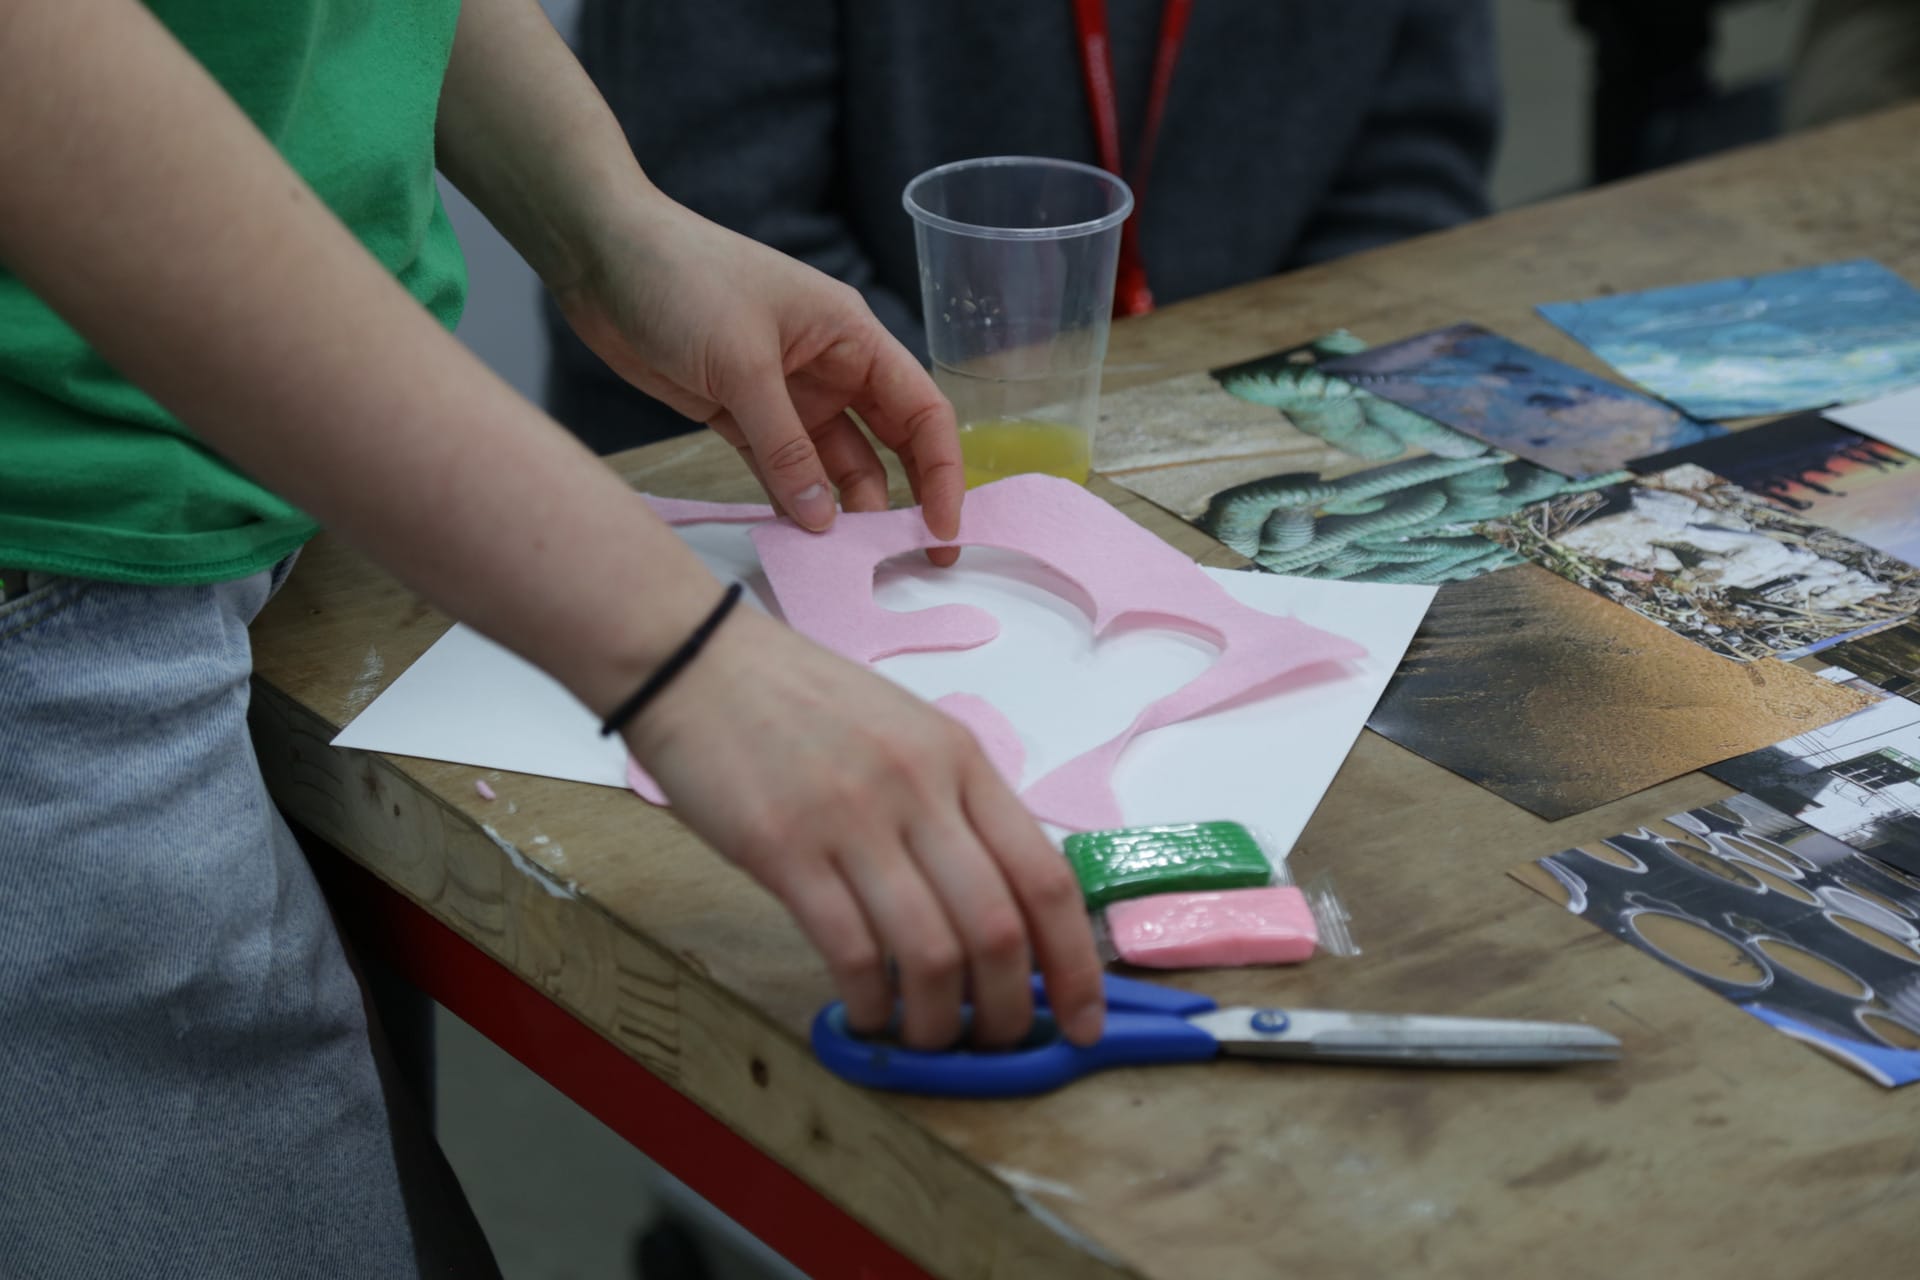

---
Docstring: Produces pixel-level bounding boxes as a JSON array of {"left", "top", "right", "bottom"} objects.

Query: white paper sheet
[
  {"left": 333, "top": 520, "right": 1434, "bottom": 854},
  {"left": 1826, "top": 386, "right": 1920, "bottom": 452}
]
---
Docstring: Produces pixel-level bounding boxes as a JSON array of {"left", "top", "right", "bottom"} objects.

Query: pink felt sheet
[{"left": 633, "top": 476, "right": 1365, "bottom": 829}]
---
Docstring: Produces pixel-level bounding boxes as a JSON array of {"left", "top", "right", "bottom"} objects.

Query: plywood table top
[{"left": 250, "top": 105, "right": 1920, "bottom": 1278}]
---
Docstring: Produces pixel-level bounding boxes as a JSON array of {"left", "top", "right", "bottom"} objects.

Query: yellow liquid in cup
[{"left": 958, "top": 418, "right": 1092, "bottom": 488}]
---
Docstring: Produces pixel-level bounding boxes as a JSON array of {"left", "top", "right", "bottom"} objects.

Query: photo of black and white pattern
[
  {"left": 1518, "top": 794, "right": 1920, "bottom": 1087},
  {"left": 1707, "top": 692, "right": 1920, "bottom": 876}
]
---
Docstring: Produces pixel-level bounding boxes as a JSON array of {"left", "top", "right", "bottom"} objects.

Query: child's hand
[
  {"left": 552, "top": 196, "right": 1108, "bottom": 1046},
  {"left": 623, "top": 604, "right": 1106, "bottom": 1051},
  {"left": 554, "top": 200, "right": 963, "bottom": 553}
]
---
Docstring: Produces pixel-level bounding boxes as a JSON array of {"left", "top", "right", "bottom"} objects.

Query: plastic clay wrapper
[{"left": 1096, "top": 875, "right": 1359, "bottom": 969}]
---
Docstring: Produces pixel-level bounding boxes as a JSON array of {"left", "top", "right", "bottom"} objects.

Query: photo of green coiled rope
[{"left": 1198, "top": 333, "right": 1627, "bottom": 584}]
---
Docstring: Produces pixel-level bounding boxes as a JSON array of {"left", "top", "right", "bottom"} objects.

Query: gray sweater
[{"left": 548, "top": 0, "right": 1500, "bottom": 453}]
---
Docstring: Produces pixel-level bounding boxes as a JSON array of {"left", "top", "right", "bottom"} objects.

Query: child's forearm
[
  {"left": 430, "top": 0, "right": 968, "bottom": 547},
  {"left": 433, "top": 0, "right": 662, "bottom": 296},
  {"left": 0, "top": 0, "right": 721, "bottom": 716},
  {"left": 0, "top": 0, "right": 1106, "bottom": 1052}
]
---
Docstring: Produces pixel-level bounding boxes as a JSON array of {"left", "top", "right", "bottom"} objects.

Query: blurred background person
[
  {"left": 546, "top": 0, "right": 1500, "bottom": 454},
  {"left": 1786, "top": 0, "right": 1920, "bottom": 129}
]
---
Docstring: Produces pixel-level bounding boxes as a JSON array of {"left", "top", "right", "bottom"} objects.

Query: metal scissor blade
[{"left": 1188, "top": 1008, "right": 1622, "bottom": 1067}]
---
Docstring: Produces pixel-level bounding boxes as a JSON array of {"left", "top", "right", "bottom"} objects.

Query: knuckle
[
  {"left": 971, "top": 908, "right": 1028, "bottom": 966},
  {"left": 822, "top": 934, "right": 882, "bottom": 982},
  {"left": 809, "top": 773, "right": 870, "bottom": 826},
  {"left": 1025, "top": 859, "right": 1084, "bottom": 915},
  {"left": 902, "top": 399, "right": 955, "bottom": 442},
  {"left": 762, "top": 432, "right": 819, "bottom": 476},
  {"left": 904, "top": 936, "right": 963, "bottom": 987},
  {"left": 938, "top": 718, "right": 980, "bottom": 761},
  {"left": 896, "top": 744, "right": 947, "bottom": 791},
  {"left": 829, "top": 282, "right": 866, "bottom": 315},
  {"left": 731, "top": 810, "right": 788, "bottom": 870},
  {"left": 914, "top": 722, "right": 979, "bottom": 785},
  {"left": 866, "top": 739, "right": 941, "bottom": 801}
]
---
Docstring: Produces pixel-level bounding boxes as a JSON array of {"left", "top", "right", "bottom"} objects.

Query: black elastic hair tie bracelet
[{"left": 598, "top": 581, "right": 746, "bottom": 737}]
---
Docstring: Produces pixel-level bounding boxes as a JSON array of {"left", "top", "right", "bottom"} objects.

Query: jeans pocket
[{"left": 0, "top": 573, "right": 84, "bottom": 639}]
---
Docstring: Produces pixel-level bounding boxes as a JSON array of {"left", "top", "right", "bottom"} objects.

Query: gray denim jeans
[{"left": 0, "top": 563, "right": 495, "bottom": 1277}]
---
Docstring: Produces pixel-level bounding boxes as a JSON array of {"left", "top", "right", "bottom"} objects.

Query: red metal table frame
[{"left": 305, "top": 834, "right": 935, "bottom": 1280}]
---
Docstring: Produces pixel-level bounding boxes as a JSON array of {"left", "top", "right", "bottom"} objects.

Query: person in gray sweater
[{"left": 547, "top": 0, "right": 1500, "bottom": 454}]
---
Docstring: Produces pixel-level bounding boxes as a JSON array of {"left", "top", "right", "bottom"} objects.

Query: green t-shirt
[{"left": 0, "top": 1, "right": 468, "bottom": 584}]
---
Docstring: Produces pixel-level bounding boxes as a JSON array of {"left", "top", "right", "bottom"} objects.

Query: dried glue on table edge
[
  {"left": 1100, "top": 880, "right": 1359, "bottom": 969},
  {"left": 1063, "top": 820, "right": 1276, "bottom": 910}
]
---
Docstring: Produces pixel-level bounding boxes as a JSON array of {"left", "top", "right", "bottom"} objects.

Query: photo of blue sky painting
[
  {"left": 1539, "top": 259, "right": 1920, "bottom": 420},
  {"left": 1319, "top": 322, "right": 1721, "bottom": 479}
]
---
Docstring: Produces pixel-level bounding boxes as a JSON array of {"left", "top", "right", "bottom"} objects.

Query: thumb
[{"left": 722, "top": 365, "right": 837, "bottom": 532}]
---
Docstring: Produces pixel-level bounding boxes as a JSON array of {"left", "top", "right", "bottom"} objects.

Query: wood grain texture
[{"left": 249, "top": 106, "right": 1920, "bottom": 1278}]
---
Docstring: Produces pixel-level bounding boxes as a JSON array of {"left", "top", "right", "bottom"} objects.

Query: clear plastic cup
[{"left": 903, "top": 157, "right": 1133, "bottom": 487}]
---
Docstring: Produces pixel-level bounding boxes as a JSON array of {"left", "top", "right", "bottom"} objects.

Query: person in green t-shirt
[{"left": 0, "top": 1, "right": 1102, "bottom": 1271}]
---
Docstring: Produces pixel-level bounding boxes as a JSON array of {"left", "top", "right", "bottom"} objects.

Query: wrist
[
  {"left": 552, "top": 574, "right": 719, "bottom": 726},
  {"left": 540, "top": 169, "right": 677, "bottom": 304},
  {"left": 618, "top": 599, "right": 776, "bottom": 765},
  {"left": 598, "top": 582, "right": 745, "bottom": 738}
]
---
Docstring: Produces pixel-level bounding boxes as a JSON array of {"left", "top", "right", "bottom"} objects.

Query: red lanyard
[{"left": 1071, "top": 0, "right": 1193, "bottom": 317}]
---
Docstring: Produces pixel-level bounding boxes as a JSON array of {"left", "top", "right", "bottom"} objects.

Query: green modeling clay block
[{"left": 1063, "top": 821, "right": 1273, "bottom": 910}]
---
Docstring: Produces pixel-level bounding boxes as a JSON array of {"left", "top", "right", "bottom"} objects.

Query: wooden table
[{"left": 251, "top": 104, "right": 1920, "bottom": 1279}]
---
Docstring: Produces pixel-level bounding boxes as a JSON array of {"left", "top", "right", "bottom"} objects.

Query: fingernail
[
  {"left": 1064, "top": 1001, "right": 1106, "bottom": 1046},
  {"left": 792, "top": 483, "right": 835, "bottom": 531}
]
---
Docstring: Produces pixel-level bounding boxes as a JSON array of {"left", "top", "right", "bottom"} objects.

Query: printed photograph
[
  {"left": 1092, "top": 340, "right": 1370, "bottom": 500},
  {"left": 1512, "top": 794, "right": 1920, "bottom": 1090},
  {"left": 1706, "top": 693, "right": 1920, "bottom": 876},
  {"left": 1632, "top": 412, "right": 1920, "bottom": 568},
  {"left": 1827, "top": 384, "right": 1920, "bottom": 455},
  {"left": 1365, "top": 563, "right": 1870, "bottom": 820},
  {"left": 1822, "top": 622, "right": 1920, "bottom": 702},
  {"left": 1791, "top": 655, "right": 1900, "bottom": 702},
  {"left": 1539, "top": 258, "right": 1920, "bottom": 420},
  {"left": 1515, "top": 794, "right": 1920, "bottom": 1087},
  {"left": 1477, "top": 463, "right": 1920, "bottom": 662},
  {"left": 1101, "top": 332, "right": 1461, "bottom": 521},
  {"left": 1317, "top": 321, "right": 1722, "bottom": 479},
  {"left": 1208, "top": 332, "right": 1475, "bottom": 462},
  {"left": 1193, "top": 452, "right": 1618, "bottom": 584},
  {"left": 1101, "top": 332, "right": 1634, "bottom": 584}
]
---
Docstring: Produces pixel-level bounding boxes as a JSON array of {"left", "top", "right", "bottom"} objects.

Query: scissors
[{"left": 812, "top": 972, "right": 1621, "bottom": 1097}]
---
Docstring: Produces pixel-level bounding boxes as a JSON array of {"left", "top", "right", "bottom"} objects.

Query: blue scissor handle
[
  {"left": 813, "top": 974, "right": 1221, "bottom": 1098},
  {"left": 1069, "top": 970, "right": 1218, "bottom": 1018}
]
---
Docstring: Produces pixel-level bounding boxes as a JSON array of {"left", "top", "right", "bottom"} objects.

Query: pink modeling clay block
[{"left": 1106, "top": 887, "right": 1318, "bottom": 968}]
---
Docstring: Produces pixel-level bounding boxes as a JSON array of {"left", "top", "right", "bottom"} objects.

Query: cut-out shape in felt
[
  {"left": 751, "top": 474, "right": 1364, "bottom": 829},
  {"left": 634, "top": 473, "right": 1365, "bottom": 829}
]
